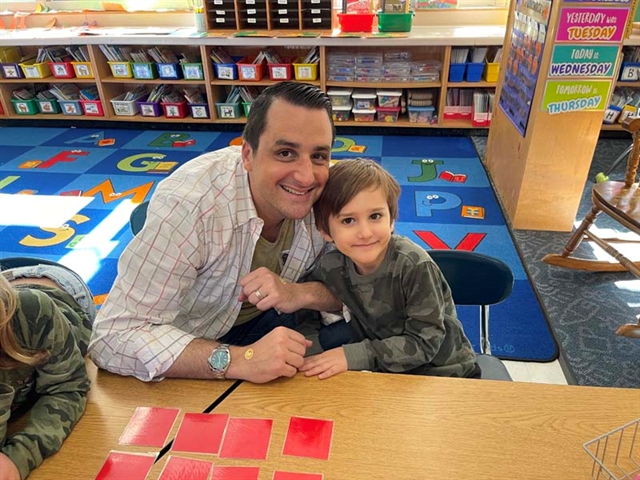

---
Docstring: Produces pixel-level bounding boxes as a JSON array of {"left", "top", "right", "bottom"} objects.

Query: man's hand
[
  {"left": 0, "top": 453, "right": 20, "bottom": 480},
  {"left": 226, "top": 326, "right": 312, "bottom": 383},
  {"left": 238, "top": 267, "right": 298, "bottom": 313},
  {"left": 299, "top": 348, "right": 348, "bottom": 380}
]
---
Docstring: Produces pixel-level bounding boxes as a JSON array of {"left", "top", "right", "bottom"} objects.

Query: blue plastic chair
[
  {"left": 129, "top": 201, "right": 149, "bottom": 236},
  {"left": 428, "top": 249, "right": 514, "bottom": 381}
]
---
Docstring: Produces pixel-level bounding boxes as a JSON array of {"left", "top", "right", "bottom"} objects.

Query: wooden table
[
  {"left": 153, "top": 372, "right": 639, "bottom": 480},
  {"left": 26, "top": 360, "right": 236, "bottom": 480}
]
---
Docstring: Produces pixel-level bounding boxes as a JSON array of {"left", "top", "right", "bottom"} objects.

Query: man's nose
[{"left": 294, "top": 157, "right": 315, "bottom": 185}]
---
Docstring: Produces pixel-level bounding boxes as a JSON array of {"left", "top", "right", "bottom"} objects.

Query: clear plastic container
[
  {"left": 351, "top": 89, "right": 377, "bottom": 110},
  {"left": 376, "top": 89, "right": 402, "bottom": 108},
  {"left": 352, "top": 107, "right": 376, "bottom": 122},
  {"left": 328, "top": 88, "right": 354, "bottom": 107},
  {"left": 408, "top": 106, "right": 435, "bottom": 123},
  {"left": 332, "top": 104, "right": 352, "bottom": 122},
  {"left": 376, "top": 106, "right": 400, "bottom": 123}
]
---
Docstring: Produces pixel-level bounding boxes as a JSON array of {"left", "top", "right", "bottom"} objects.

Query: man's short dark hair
[{"left": 242, "top": 82, "right": 335, "bottom": 151}]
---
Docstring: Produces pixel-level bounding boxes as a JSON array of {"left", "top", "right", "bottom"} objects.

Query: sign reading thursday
[
  {"left": 549, "top": 45, "right": 619, "bottom": 77},
  {"left": 542, "top": 80, "right": 611, "bottom": 113}
]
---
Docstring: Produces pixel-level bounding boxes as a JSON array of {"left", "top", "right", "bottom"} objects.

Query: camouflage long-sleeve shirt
[
  {"left": 307, "top": 235, "right": 478, "bottom": 377},
  {"left": 0, "top": 286, "right": 91, "bottom": 479}
]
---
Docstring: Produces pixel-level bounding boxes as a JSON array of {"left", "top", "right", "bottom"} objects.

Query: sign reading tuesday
[{"left": 556, "top": 7, "right": 630, "bottom": 42}]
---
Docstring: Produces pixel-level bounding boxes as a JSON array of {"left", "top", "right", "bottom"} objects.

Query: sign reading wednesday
[
  {"left": 556, "top": 7, "right": 630, "bottom": 42},
  {"left": 542, "top": 80, "right": 611, "bottom": 113},
  {"left": 549, "top": 45, "right": 619, "bottom": 77}
]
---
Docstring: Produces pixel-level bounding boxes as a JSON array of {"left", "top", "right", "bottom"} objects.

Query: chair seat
[
  {"left": 477, "top": 354, "right": 512, "bottom": 381},
  {"left": 593, "top": 181, "right": 640, "bottom": 231}
]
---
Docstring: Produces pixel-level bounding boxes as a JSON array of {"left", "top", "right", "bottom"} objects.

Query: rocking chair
[{"left": 542, "top": 116, "right": 640, "bottom": 339}]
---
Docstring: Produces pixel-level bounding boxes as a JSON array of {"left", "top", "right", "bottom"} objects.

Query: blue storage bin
[
  {"left": 448, "top": 63, "right": 465, "bottom": 82},
  {"left": 213, "top": 56, "right": 242, "bottom": 81},
  {"left": 157, "top": 63, "right": 183, "bottom": 80},
  {"left": 465, "top": 62, "right": 484, "bottom": 82}
]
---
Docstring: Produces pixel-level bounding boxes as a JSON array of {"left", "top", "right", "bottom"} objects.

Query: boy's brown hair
[{"left": 314, "top": 158, "right": 400, "bottom": 235}]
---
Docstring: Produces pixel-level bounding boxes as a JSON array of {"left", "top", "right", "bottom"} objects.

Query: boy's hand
[
  {"left": 0, "top": 453, "right": 20, "bottom": 480},
  {"left": 299, "top": 348, "right": 348, "bottom": 380}
]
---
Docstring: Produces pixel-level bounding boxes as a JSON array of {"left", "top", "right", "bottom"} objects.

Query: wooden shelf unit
[{"left": 0, "top": 43, "right": 501, "bottom": 127}]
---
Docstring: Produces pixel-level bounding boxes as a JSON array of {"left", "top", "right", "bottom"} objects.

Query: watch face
[{"left": 210, "top": 349, "right": 230, "bottom": 371}]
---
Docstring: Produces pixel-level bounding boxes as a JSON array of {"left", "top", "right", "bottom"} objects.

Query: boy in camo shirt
[
  {"left": 0, "top": 259, "right": 94, "bottom": 480},
  {"left": 299, "top": 159, "right": 480, "bottom": 380}
]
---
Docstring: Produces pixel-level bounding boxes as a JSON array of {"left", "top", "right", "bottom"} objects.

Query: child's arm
[{"left": 2, "top": 290, "right": 90, "bottom": 480}]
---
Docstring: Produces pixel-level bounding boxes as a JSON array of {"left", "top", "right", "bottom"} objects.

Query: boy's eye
[
  {"left": 371, "top": 213, "right": 383, "bottom": 220},
  {"left": 341, "top": 218, "right": 354, "bottom": 225}
]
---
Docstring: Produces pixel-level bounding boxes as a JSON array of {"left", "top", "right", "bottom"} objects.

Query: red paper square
[
  {"left": 273, "top": 472, "right": 323, "bottom": 480},
  {"left": 219, "top": 417, "right": 273, "bottom": 459},
  {"left": 94, "top": 451, "right": 155, "bottom": 480},
  {"left": 171, "top": 413, "right": 229, "bottom": 454},
  {"left": 282, "top": 417, "right": 334, "bottom": 460},
  {"left": 118, "top": 406, "right": 180, "bottom": 447},
  {"left": 212, "top": 466, "right": 260, "bottom": 480},
  {"left": 158, "top": 456, "right": 213, "bottom": 480}
]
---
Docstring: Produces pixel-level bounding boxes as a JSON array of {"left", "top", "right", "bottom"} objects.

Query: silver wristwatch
[{"left": 208, "top": 344, "right": 231, "bottom": 379}]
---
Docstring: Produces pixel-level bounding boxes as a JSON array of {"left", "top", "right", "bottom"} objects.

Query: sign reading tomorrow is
[{"left": 542, "top": 80, "right": 612, "bottom": 114}]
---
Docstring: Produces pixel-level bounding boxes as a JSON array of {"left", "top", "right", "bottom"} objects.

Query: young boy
[{"left": 299, "top": 159, "right": 480, "bottom": 380}]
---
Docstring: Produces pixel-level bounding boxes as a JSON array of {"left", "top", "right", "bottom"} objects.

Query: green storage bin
[
  {"left": 132, "top": 62, "right": 158, "bottom": 80},
  {"left": 11, "top": 98, "right": 38, "bottom": 115},
  {"left": 376, "top": 11, "right": 414, "bottom": 32},
  {"left": 36, "top": 99, "right": 61, "bottom": 114}
]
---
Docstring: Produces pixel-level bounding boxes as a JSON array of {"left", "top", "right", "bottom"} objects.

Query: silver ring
[{"left": 254, "top": 289, "right": 263, "bottom": 300}]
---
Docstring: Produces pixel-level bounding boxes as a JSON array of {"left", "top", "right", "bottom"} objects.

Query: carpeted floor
[{"left": 472, "top": 136, "right": 640, "bottom": 388}]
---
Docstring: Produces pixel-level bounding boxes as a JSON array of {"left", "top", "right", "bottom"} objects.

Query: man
[{"left": 88, "top": 82, "right": 340, "bottom": 383}]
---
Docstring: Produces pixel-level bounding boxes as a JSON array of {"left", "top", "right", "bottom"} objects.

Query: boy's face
[
  {"left": 241, "top": 99, "right": 333, "bottom": 231},
  {"left": 321, "top": 187, "right": 394, "bottom": 275}
]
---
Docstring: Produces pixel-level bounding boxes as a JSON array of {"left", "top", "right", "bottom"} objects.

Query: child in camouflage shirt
[
  {"left": 0, "top": 259, "right": 94, "bottom": 480},
  {"left": 299, "top": 159, "right": 480, "bottom": 380}
]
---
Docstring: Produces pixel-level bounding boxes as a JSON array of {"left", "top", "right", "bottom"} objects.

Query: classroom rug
[{"left": 0, "top": 127, "right": 558, "bottom": 362}]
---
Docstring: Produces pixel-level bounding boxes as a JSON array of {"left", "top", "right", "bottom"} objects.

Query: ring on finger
[{"left": 254, "top": 289, "right": 263, "bottom": 300}]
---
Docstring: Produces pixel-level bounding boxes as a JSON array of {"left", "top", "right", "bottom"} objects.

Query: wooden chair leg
[{"left": 562, "top": 204, "right": 601, "bottom": 257}]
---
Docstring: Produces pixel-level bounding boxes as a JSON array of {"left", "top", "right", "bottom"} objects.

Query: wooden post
[{"left": 485, "top": 0, "right": 635, "bottom": 232}]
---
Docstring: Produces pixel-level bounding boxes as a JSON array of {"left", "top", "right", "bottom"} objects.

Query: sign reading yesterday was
[{"left": 556, "top": 7, "right": 630, "bottom": 42}]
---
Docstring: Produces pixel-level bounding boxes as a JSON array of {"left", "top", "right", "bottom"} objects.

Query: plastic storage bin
[
  {"left": 182, "top": 63, "right": 204, "bottom": 80},
  {"left": 162, "top": 100, "right": 188, "bottom": 118},
  {"left": 352, "top": 89, "right": 377, "bottom": 110},
  {"left": 332, "top": 105, "right": 351, "bottom": 122},
  {"left": 407, "top": 105, "right": 435, "bottom": 123},
  {"left": 376, "top": 89, "right": 402, "bottom": 108},
  {"left": 72, "top": 62, "right": 94, "bottom": 79},
  {"left": 11, "top": 98, "right": 38, "bottom": 115},
  {"left": 189, "top": 103, "right": 210, "bottom": 119},
  {"left": 213, "top": 57, "right": 240, "bottom": 80},
  {"left": 216, "top": 101, "right": 241, "bottom": 119},
  {"left": 132, "top": 62, "right": 158, "bottom": 80},
  {"left": 36, "top": 99, "right": 61, "bottom": 114},
  {"left": 352, "top": 107, "right": 376, "bottom": 122},
  {"left": 619, "top": 61, "right": 640, "bottom": 81},
  {"left": 338, "top": 13, "right": 375, "bottom": 32},
  {"left": 376, "top": 11, "right": 414, "bottom": 32},
  {"left": 465, "top": 62, "right": 484, "bottom": 82},
  {"left": 59, "top": 100, "right": 83, "bottom": 116},
  {"left": 268, "top": 59, "right": 293, "bottom": 81},
  {"left": 138, "top": 100, "right": 162, "bottom": 117},
  {"left": 48, "top": 62, "right": 75, "bottom": 79},
  {"left": 108, "top": 62, "right": 133, "bottom": 78},
  {"left": 237, "top": 57, "right": 265, "bottom": 81},
  {"left": 243, "top": 102, "right": 252, "bottom": 117},
  {"left": 80, "top": 99, "right": 104, "bottom": 117},
  {"left": 1, "top": 63, "right": 24, "bottom": 79},
  {"left": 157, "top": 63, "right": 183, "bottom": 80},
  {"left": 20, "top": 61, "right": 51, "bottom": 79},
  {"left": 293, "top": 59, "right": 318, "bottom": 81},
  {"left": 327, "top": 88, "right": 353, "bottom": 107},
  {"left": 111, "top": 93, "right": 146, "bottom": 116},
  {"left": 376, "top": 106, "right": 400, "bottom": 122},
  {"left": 448, "top": 63, "right": 465, "bottom": 82},
  {"left": 483, "top": 62, "right": 499, "bottom": 82}
]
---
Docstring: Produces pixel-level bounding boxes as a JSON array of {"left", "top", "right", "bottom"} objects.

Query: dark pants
[
  {"left": 318, "top": 320, "right": 353, "bottom": 351},
  {"left": 218, "top": 309, "right": 299, "bottom": 346}
]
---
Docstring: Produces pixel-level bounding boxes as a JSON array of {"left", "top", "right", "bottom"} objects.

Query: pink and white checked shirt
[{"left": 88, "top": 146, "right": 326, "bottom": 381}]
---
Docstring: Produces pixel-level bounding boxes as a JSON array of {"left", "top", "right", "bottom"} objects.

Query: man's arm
[{"left": 165, "top": 328, "right": 312, "bottom": 383}]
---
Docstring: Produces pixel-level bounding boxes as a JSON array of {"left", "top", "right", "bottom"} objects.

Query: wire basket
[{"left": 583, "top": 418, "right": 640, "bottom": 480}]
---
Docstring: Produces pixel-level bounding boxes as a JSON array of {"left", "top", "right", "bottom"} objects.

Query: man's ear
[{"left": 241, "top": 141, "right": 253, "bottom": 172}]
